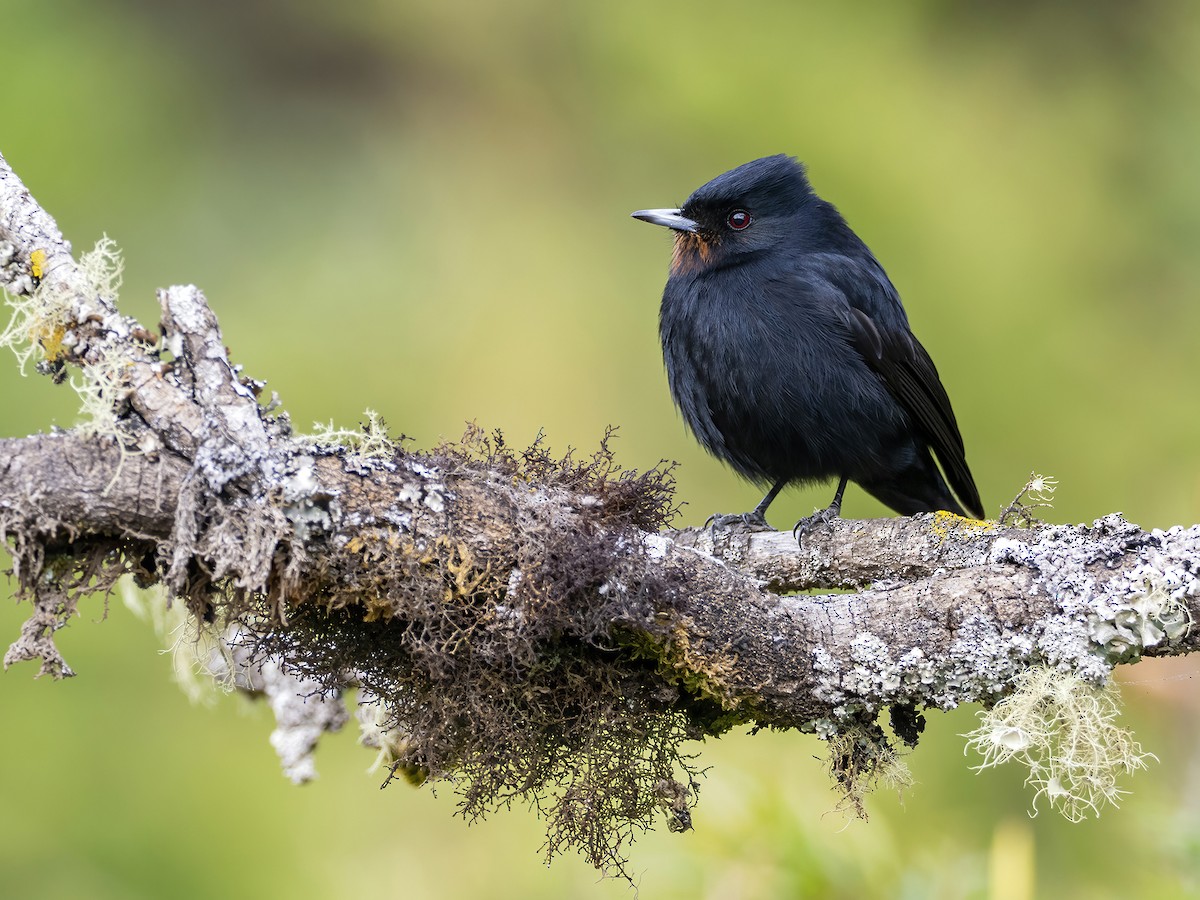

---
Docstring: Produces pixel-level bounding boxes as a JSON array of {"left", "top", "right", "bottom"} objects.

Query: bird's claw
[
  {"left": 792, "top": 505, "right": 840, "bottom": 546},
  {"left": 705, "top": 510, "right": 773, "bottom": 533}
]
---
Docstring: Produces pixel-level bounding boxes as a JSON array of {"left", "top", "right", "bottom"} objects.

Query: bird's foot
[
  {"left": 792, "top": 504, "right": 841, "bottom": 546},
  {"left": 705, "top": 510, "right": 773, "bottom": 533}
]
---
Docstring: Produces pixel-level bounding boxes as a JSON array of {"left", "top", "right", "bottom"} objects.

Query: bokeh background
[{"left": 4, "top": 1, "right": 1200, "bottom": 897}]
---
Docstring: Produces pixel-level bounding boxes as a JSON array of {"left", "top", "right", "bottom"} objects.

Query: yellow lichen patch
[
  {"left": 444, "top": 542, "right": 491, "bottom": 596},
  {"left": 36, "top": 322, "right": 67, "bottom": 361},
  {"left": 930, "top": 509, "right": 998, "bottom": 542},
  {"left": 30, "top": 249, "right": 46, "bottom": 279},
  {"left": 349, "top": 529, "right": 415, "bottom": 563}
]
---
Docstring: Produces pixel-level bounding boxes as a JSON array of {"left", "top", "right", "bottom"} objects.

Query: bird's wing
[{"left": 806, "top": 255, "right": 984, "bottom": 519}]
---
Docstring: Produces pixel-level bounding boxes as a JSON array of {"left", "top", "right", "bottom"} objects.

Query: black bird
[{"left": 632, "top": 154, "right": 984, "bottom": 530}]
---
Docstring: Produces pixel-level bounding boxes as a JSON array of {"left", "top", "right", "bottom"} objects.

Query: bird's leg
[
  {"left": 705, "top": 479, "right": 786, "bottom": 532},
  {"left": 792, "top": 475, "right": 847, "bottom": 545},
  {"left": 749, "top": 479, "right": 786, "bottom": 522}
]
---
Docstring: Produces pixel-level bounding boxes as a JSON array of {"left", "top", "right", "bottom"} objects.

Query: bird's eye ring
[{"left": 727, "top": 209, "right": 752, "bottom": 230}]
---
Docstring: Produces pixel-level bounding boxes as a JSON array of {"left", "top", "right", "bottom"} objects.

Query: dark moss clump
[
  {"left": 448, "top": 422, "right": 681, "bottom": 533},
  {"left": 256, "top": 605, "right": 701, "bottom": 877},
  {"left": 243, "top": 427, "right": 714, "bottom": 877}
]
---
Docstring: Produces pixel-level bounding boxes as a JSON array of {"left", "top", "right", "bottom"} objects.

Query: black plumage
[{"left": 632, "top": 154, "right": 984, "bottom": 528}]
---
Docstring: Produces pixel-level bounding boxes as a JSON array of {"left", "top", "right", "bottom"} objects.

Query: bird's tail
[{"left": 858, "top": 449, "right": 976, "bottom": 518}]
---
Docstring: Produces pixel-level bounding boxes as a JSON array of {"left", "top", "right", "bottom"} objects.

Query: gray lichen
[
  {"left": 802, "top": 514, "right": 1196, "bottom": 821},
  {"left": 280, "top": 454, "right": 335, "bottom": 542}
]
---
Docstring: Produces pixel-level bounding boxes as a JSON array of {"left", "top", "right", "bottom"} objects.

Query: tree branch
[{"left": 2, "top": 149, "right": 1195, "bottom": 874}]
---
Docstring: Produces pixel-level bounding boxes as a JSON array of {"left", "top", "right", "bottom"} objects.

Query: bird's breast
[{"left": 659, "top": 269, "right": 907, "bottom": 481}]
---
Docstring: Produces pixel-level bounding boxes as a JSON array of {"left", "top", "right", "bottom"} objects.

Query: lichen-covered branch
[
  {"left": 2, "top": 428, "right": 1195, "bottom": 710},
  {"left": 2, "top": 148, "right": 1196, "bottom": 876}
]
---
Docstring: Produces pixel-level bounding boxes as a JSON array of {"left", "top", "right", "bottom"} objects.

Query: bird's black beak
[{"left": 631, "top": 208, "right": 700, "bottom": 233}]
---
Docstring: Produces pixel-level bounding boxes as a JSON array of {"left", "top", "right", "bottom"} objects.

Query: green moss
[{"left": 618, "top": 625, "right": 753, "bottom": 736}]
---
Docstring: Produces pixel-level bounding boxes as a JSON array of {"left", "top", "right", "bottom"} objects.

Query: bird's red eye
[{"left": 727, "top": 209, "right": 752, "bottom": 230}]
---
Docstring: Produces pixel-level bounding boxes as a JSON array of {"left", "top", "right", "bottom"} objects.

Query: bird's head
[{"left": 632, "top": 154, "right": 815, "bottom": 276}]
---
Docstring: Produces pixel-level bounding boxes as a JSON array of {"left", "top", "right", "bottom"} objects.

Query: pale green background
[{"left": 4, "top": 2, "right": 1200, "bottom": 897}]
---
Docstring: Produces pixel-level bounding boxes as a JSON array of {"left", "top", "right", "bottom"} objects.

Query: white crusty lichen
[
  {"left": 812, "top": 621, "right": 1038, "bottom": 716},
  {"left": 988, "top": 515, "right": 1195, "bottom": 676},
  {"left": 1089, "top": 571, "right": 1193, "bottom": 663},
  {"left": 280, "top": 454, "right": 334, "bottom": 541},
  {"left": 213, "top": 625, "right": 350, "bottom": 784},
  {"left": 390, "top": 460, "right": 450, "bottom": 522},
  {"left": 1002, "top": 515, "right": 1195, "bottom": 645},
  {"left": 963, "top": 666, "right": 1153, "bottom": 821},
  {"left": 124, "top": 581, "right": 348, "bottom": 783},
  {"left": 810, "top": 515, "right": 1196, "bottom": 819}
]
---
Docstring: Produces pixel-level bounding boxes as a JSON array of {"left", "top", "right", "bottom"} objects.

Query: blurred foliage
[{"left": 4, "top": 1, "right": 1200, "bottom": 897}]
